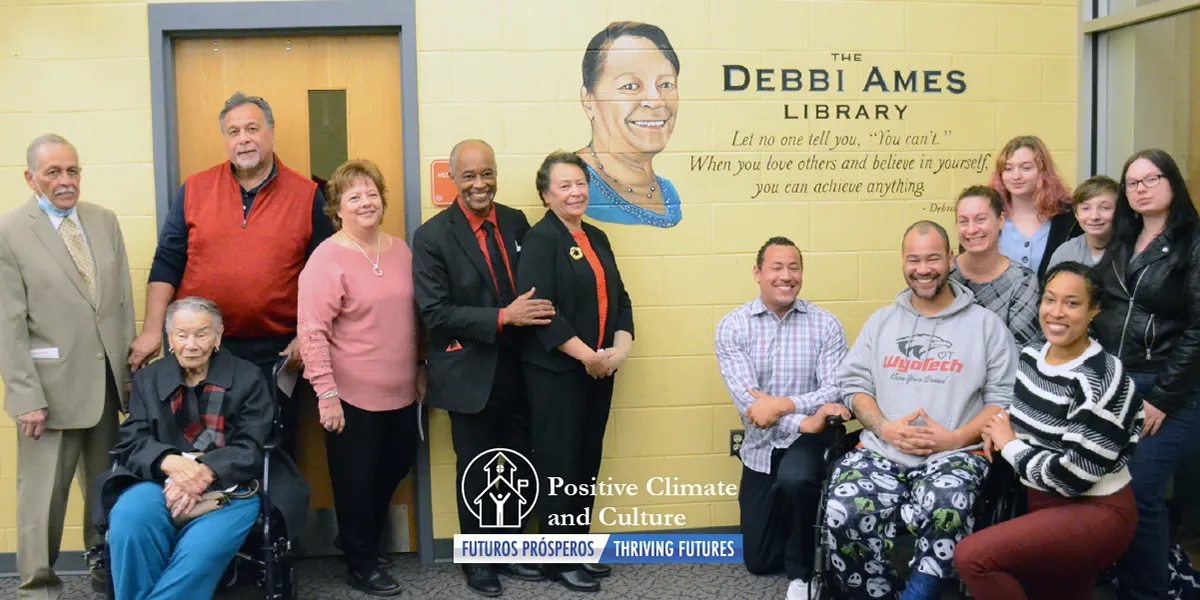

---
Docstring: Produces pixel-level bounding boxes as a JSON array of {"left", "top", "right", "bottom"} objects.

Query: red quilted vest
[{"left": 175, "top": 157, "right": 316, "bottom": 339}]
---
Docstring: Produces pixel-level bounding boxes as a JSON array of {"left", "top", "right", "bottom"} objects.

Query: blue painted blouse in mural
[{"left": 584, "top": 164, "right": 682, "bottom": 228}]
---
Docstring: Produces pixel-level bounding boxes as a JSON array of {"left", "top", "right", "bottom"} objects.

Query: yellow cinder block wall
[
  {"left": 0, "top": 0, "right": 158, "bottom": 554},
  {"left": 0, "top": 0, "right": 1079, "bottom": 552},
  {"left": 417, "top": 0, "right": 1077, "bottom": 539}
]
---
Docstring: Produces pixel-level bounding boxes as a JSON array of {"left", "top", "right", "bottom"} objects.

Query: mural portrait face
[
  {"left": 577, "top": 21, "right": 684, "bottom": 229},
  {"left": 583, "top": 34, "right": 679, "bottom": 157}
]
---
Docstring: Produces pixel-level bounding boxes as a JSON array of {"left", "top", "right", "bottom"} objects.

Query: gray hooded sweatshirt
[{"left": 840, "top": 279, "right": 1018, "bottom": 468}]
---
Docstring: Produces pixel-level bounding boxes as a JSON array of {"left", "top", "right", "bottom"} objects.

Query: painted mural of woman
[{"left": 576, "top": 21, "right": 682, "bottom": 228}]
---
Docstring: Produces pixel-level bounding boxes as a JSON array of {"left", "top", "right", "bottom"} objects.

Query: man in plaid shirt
[{"left": 715, "top": 236, "right": 850, "bottom": 600}]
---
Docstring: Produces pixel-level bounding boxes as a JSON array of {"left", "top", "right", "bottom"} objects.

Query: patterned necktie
[{"left": 58, "top": 217, "right": 97, "bottom": 303}]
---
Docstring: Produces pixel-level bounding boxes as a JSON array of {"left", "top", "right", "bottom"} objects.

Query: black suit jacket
[
  {"left": 412, "top": 202, "right": 531, "bottom": 413},
  {"left": 516, "top": 210, "right": 635, "bottom": 373}
]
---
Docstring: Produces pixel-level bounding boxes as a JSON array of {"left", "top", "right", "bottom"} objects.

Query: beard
[
  {"left": 234, "top": 149, "right": 262, "bottom": 171},
  {"left": 907, "top": 273, "right": 948, "bottom": 300}
]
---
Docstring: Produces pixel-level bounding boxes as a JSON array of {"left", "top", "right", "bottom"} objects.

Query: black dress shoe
[
  {"left": 463, "top": 564, "right": 502, "bottom": 597},
  {"left": 493, "top": 562, "right": 545, "bottom": 581},
  {"left": 547, "top": 567, "right": 600, "bottom": 592},
  {"left": 580, "top": 563, "right": 611, "bottom": 578},
  {"left": 347, "top": 567, "right": 403, "bottom": 597}
]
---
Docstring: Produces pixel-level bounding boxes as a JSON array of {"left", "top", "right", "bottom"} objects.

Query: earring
[
  {"left": 214, "top": 346, "right": 220, "bottom": 354},
  {"left": 168, "top": 348, "right": 175, "bottom": 355}
]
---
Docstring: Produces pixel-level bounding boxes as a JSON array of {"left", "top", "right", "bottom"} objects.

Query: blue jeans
[
  {"left": 1116, "top": 373, "right": 1200, "bottom": 600},
  {"left": 109, "top": 481, "right": 259, "bottom": 600}
]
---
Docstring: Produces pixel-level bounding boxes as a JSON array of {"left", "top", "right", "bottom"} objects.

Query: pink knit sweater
[{"left": 297, "top": 236, "right": 418, "bottom": 411}]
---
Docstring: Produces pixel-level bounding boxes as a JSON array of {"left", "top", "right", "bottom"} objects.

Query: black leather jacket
[
  {"left": 1039, "top": 212, "right": 1083, "bottom": 281},
  {"left": 1092, "top": 224, "right": 1200, "bottom": 415}
]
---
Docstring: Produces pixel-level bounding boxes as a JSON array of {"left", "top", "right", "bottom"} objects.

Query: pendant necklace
[{"left": 349, "top": 232, "right": 383, "bottom": 276}]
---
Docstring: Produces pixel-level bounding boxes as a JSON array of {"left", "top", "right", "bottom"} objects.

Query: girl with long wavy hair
[{"left": 988, "top": 135, "right": 1079, "bottom": 280}]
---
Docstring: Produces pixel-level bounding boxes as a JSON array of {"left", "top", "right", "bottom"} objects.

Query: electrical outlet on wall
[{"left": 729, "top": 429, "right": 745, "bottom": 457}]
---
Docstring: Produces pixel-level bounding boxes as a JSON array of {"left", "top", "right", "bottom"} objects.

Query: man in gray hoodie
[{"left": 824, "top": 221, "right": 1017, "bottom": 600}]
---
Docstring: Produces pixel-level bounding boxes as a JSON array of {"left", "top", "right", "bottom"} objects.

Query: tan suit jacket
[{"left": 0, "top": 197, "right": 135, "bottom": 429}]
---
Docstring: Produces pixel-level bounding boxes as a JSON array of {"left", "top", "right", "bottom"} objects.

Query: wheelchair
[
  {"left": 86, "top": 366, "right": 298, "bottom": 600},
  {"left": 808, "top": 416, "right": 1025, "bottom": 600}
]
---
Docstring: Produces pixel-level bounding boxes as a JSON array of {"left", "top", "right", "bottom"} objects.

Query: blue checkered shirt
[{"left": 715, "top": 298, "right": 848, "bottom": 474}]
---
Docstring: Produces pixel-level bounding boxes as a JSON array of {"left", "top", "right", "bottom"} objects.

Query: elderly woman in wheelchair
[{"left": 94, "top": 297, "right": 309, "bottom": 600}]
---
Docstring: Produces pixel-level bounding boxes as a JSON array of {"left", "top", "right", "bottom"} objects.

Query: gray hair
[
  {"left": 26, "top": 134, "right": 75, "bottom": 171},
  {"left": 165, "top": 297, "right": 225, "bottom": 334},
  {"left": 218, "top": 92, "right": 275, "bottom": 132},
  {"left": 448, "top": 139, "right": 495, "bottom": 178}
]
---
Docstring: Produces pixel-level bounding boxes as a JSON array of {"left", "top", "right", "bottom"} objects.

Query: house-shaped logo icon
[{"left": 462, "top": 448, "right": 539, "bottom": 529}]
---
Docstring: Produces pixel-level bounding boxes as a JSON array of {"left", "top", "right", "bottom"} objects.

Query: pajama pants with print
[{"left": 823, "top": 448, "right": 990, "bottom": 600}]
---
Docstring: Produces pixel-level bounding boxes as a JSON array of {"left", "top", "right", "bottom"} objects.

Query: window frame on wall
[{"left": 1079, "top": 0, "right": 1200, "bottom": 180}]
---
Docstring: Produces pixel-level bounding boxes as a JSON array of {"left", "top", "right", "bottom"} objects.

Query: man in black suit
[{"left": 412, "top": 139, "right": 555, "bottom": 597}]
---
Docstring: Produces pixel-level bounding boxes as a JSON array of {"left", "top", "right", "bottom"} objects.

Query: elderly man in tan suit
[{"left": 0, "top": 134, "right": 135, "bottom": 600}]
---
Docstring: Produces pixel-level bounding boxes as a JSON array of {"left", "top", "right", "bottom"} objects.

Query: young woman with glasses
[{"left": 1091, "top": 149, "right": 1200, "bottom": 600}]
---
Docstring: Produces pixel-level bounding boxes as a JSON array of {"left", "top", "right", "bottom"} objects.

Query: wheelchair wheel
[
  {"left": 810, "top": 571, "right": 849, "bottom": 600},
  {"left": 257, "top": 551, "right": 296, "bottom": 600},
  {"left": 811, "top": 419, "right": 857, "bottom": 600},
  {"left": 277, "top": 554, "right": 297, "bottom": 600}
]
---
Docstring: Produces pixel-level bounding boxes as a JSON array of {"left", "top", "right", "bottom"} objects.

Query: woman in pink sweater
[{"left": 297, "top": 159, "right": 423, "bottom": 597}]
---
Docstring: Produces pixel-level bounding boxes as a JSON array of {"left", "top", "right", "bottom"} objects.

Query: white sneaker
[{"left": 787, "top": 578, "right": 811, "bottom": 600}]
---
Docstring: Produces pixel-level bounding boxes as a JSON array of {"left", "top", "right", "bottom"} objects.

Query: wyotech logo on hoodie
[{"left": 882, "top": 333, "right": 964, "bottom": 384}]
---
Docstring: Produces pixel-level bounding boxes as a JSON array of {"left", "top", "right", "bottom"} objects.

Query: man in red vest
[{"left": 129, "top": 92, "right": 334, "bottom": 458}]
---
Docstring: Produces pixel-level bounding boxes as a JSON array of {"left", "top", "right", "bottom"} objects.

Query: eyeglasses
[{"left": 1125, "top": 173, "right": 1164, "bottom": 192}]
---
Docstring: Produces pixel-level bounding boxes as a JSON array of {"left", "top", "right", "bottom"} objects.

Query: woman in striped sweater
[{"left": 954, "top": 261, "right": 1144, "bottom": 600}]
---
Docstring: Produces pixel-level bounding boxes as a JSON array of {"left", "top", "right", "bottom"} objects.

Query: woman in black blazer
[{"left": 517, "top": 151, "right": 634, "bottom": 593}]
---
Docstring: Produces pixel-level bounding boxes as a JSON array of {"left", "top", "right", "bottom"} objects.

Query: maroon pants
[{"left": 955, "top": 485, "right": 1137, "bottom": 600}]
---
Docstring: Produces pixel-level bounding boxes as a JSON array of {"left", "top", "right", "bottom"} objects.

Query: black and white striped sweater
[{"left": 1001, "top": 339, "right": 1144, "bottom": 497}]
